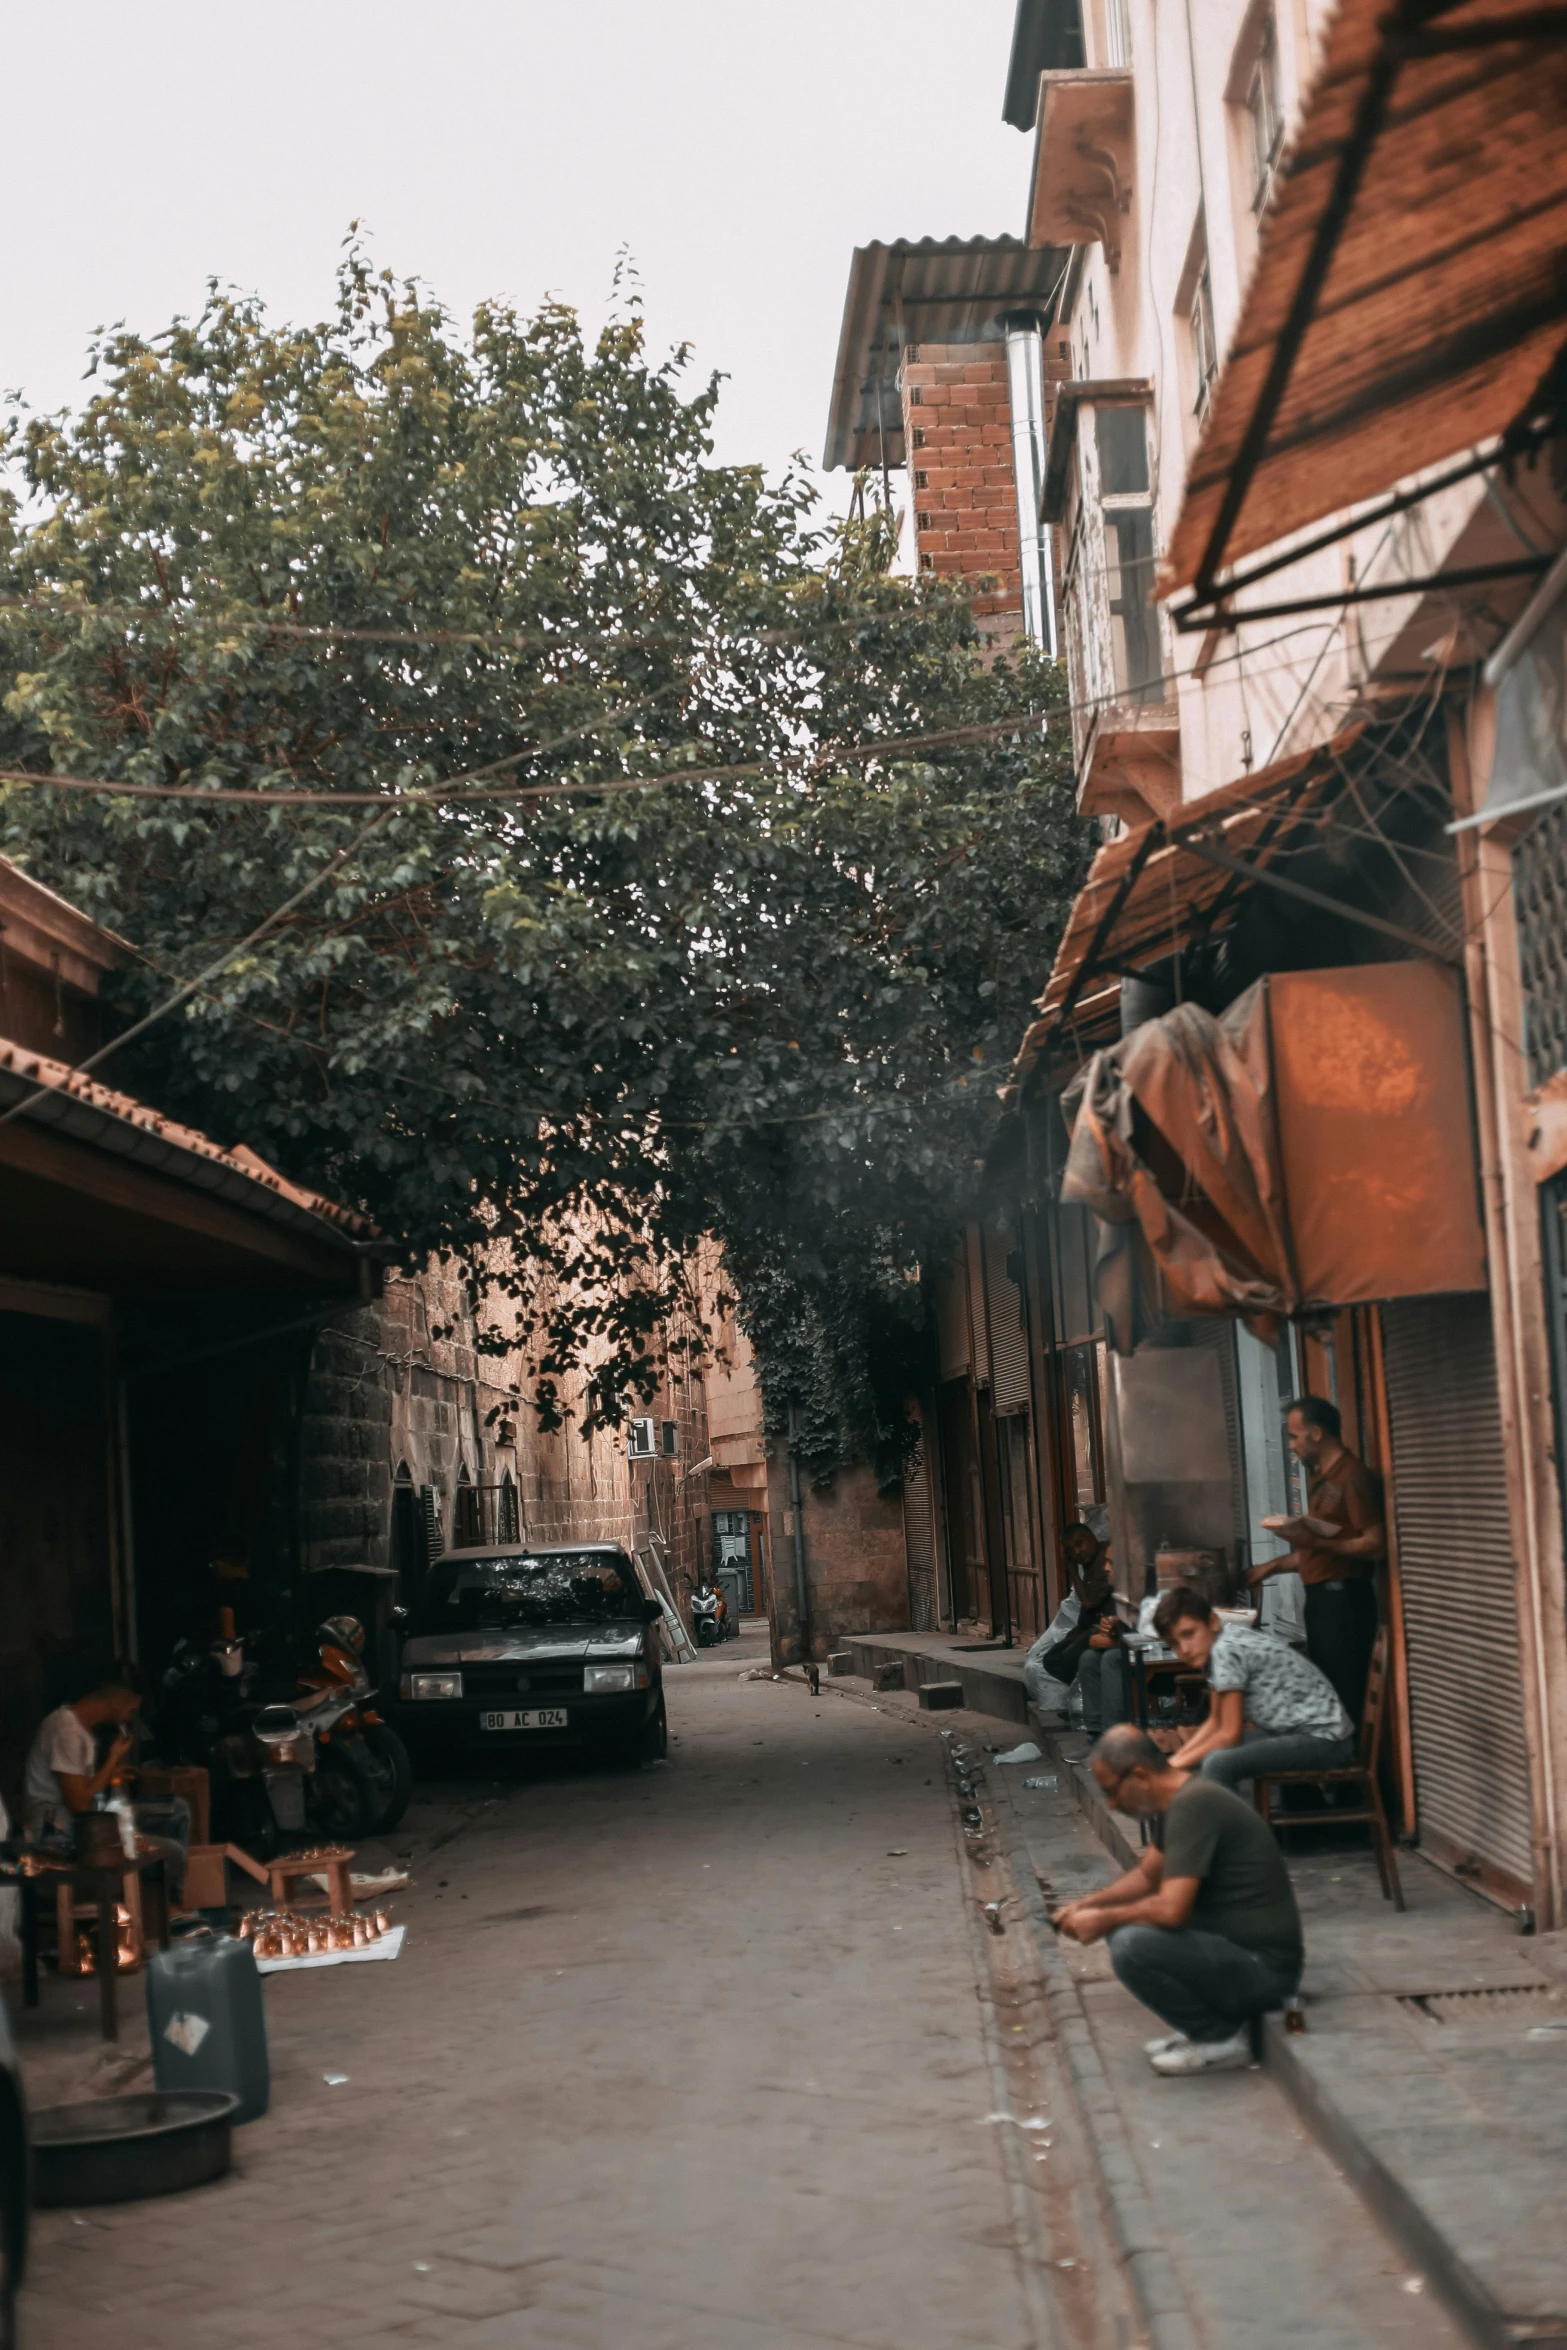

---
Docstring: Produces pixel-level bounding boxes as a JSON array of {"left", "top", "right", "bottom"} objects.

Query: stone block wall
[
  {"left": 296, "top": 1249, "right": 710, "bottom": 1610},
  {"left": 765, "top": 1456, "right": 912, "bottom": 1666}
]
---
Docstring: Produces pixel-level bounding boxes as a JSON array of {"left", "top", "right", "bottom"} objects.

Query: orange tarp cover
[{"left": 1060, "top": 963, "right": 1485, "bottom": 1352}]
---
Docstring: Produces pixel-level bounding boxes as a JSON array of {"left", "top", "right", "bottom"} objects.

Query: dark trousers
[
  {"left": 1108, "top": 1923, "right": 1298, "bottom": 2043},
  {"left": 1304, "top": 1577, "right": 1378, "bottom": 1727}
]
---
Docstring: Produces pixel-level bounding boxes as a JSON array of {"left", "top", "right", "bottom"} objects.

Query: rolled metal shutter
[
  {"left": 965, "top": 1225, "right": 992, "bottom": 1388},
  {"left": 984, "top": 1225, "right": 1031, "bottom": 1415},
  {"left": 935, "top": 1257, "right": 971, "bottom": 1381},
  {"left": 1381, "top": 1295, "right": 1533, "bottom": 1892}
]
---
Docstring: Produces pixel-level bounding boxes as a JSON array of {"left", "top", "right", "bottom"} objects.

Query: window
[
  {"left": 1061, "top": 403, "right": 1165, "bottom": 746},
  {"left": 1190, "top": 254, "right": 1218, "bottom": 416},
  {"left": 1245, "top": 12, "right": 1283, "bottom": 211}
]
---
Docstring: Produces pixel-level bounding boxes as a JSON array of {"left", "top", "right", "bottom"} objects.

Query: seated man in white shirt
[
  {"left": 1152, "top": 1586, "right": 1354, "bottom": 1790},
  {"left": 25, "top": 1663, "right": 192, "bottom": 1905}
]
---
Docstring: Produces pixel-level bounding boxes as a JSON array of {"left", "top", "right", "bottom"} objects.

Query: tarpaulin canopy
[
  {"left": 1163, "top": 0, "right": 1567, "bottom": 603},
  {"left": 1059, "top": 964, "right": 1487, "bottom": 1353}
]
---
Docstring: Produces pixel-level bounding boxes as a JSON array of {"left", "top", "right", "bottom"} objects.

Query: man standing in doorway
[{"left": 1247, "top": 1396, "right": 1384, "bottom": 1726}]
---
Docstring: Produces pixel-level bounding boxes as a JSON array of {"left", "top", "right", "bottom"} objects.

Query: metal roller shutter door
[
  {"left": 984, "top": 1225, "right": 1032, "bottom": 1415},
  {"left": 936, "top": 1260, "right": 971, "bottom": 1382},
  {"left": 1381, "top": 1295, "right": 1533, "bottom": 1891}
]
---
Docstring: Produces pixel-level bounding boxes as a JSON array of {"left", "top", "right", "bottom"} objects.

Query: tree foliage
[{"left": 0, "top": 251, "right": 1087, "bottom": 1461}]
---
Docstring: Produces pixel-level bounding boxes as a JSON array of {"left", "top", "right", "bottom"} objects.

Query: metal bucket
[{"left": 31, "top": 2091, "right": 238, "bottom": 2206}]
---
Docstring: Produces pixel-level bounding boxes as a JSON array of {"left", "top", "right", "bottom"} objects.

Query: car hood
[{"left": 402, "top": 1626, "right": 645, "bottom": 1668}]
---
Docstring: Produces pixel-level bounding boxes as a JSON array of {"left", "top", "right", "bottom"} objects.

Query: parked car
[
  {"left": 393, "top": 1544, "right": 668, "bottom": 1765},
  {"left": 0, "top": 1994, "right": 28, "bottom": 2349}
]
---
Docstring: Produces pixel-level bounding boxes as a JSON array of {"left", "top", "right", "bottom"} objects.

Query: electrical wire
[
  {"left": 0, "top": 710, "right": 1065, "bottom": 808},
  {"left": 0, "top": 802, "right": 397, "bottom": 1136}
]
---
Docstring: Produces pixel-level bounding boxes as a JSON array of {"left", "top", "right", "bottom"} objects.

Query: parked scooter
[
  {"left": 690, "top": 1582, "right": 731, "bottom": 1649},
  {"left": 294, "top": 1614, "right": 412, "bottom": 1834},
  {"left": 158, "top": 1609, "right": 411, "bottom": 1849},
  {"left": 158, "top": 1621, "right": 313, "bottom": 1858}
]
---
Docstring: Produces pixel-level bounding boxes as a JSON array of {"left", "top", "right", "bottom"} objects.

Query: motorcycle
[
  {"left": 158, "top": 1621, "right": 312, "bottom": 1859},
  {"left": 691, "top": 1584, "right": 730, "bottom": 1648},
  {"left": 158, "top": 1610, "right": 412, "bottom": 1849},
  {"left": 294, "top": 1614, "right": 412, "bottom": 1835}
]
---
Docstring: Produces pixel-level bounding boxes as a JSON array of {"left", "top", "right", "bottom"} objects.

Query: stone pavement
[{"left": 16, "top": 1632, "right": 1092, "bottom": 2350}]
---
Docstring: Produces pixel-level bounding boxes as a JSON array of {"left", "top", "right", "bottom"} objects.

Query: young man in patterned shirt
[{"left": 1153, "top": 1585, "right": 1354, "bottom": 1790}]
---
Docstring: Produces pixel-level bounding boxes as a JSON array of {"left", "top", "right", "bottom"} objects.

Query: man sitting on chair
[
  {"left": 1053, "top": 1724, "right": 1303, "bottom": 2075},
  {"left": 1153, "top": 1586, "right": 1353, "bottom": 1791},
  {"left": 24, "top": 1660, "right": 191, "bottom": 1907}
]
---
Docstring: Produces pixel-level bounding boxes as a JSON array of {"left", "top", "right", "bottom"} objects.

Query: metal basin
[{"left": 31, "top": 2091, "right": 238, "bottom": 2206}]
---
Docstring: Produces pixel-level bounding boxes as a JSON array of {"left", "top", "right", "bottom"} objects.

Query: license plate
[{"left": 480, "top": 1708, "right": 569, "bottom": 1731}]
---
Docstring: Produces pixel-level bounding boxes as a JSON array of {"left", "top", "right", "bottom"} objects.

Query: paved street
[{"left": 20, "top": 1640, "right": 1461, "bottom": 2350}]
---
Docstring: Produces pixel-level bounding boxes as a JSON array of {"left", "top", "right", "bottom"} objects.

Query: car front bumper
[{"left": 390, "top": 1686, "right": 659, "bottom": 1749}]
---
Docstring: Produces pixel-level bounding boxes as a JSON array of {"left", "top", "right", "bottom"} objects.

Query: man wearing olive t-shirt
[{"left": 1053, "top": 1724, "right": 1302, "bottom": 2075}]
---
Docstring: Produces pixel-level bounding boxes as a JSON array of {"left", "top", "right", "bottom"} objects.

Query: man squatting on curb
[{"left": 1052, "top": 1722, "right": 1303, "bottom": 2077}]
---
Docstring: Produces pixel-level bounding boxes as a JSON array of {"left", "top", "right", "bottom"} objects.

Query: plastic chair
[{"left": 1250, "top": 1626, "right": 1404, "bottom": 1910}]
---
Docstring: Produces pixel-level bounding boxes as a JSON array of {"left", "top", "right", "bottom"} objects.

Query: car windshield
[{"left": 415, "top": 1550, "right": 642, "bottom": 1632}]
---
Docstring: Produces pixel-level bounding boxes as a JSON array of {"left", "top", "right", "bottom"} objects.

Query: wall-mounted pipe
[{"left": 1002, "top": 315, "right": 1058, "bottom": 658}]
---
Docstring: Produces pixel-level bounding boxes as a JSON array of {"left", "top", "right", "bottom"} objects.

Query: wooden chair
[{"left": 1251, "top": 1627, "right": 1404, "bottom": 1910}]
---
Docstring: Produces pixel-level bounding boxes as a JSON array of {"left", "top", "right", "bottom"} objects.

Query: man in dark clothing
[
  {"left": 1021, "top": 1515, "right": 1130, "bottom": 1739},
  {"left": 1247, "top": 1394, "right": 1383, "bottom": 1726},
  {"left": 1053, "top": 1725, "right": 1303, "bottom": 2075}
]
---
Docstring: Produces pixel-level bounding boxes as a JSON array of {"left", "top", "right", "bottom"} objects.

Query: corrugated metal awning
[
  {"left": 1003, "top": 730, "right": 1364, "bottom": 1090},
  {"left": 1164, "top": 0, "right": 1567, "bottom": 602},
  {"left": 822, "top": 237, "right": 1068, "bottom": 473}
]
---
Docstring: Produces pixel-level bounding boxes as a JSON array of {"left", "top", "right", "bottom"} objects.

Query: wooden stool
[
  {"left": 264, "top": 1851, "right": 354, "bottom": 1913},
  {"left": 20, "top": 1854, "right": 171, "bottom": 2040},
  {"left": 56, "top": 1867, "right": 144, "bottom": 1976}
]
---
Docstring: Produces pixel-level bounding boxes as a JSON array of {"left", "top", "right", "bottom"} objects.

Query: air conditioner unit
[{"left": 628, "top": 1418, "right": 656, "bottom": 1459}]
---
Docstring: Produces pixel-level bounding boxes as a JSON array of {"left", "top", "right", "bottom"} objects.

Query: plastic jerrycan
[{"left": 146, "top": 1932, "right": 271, "bottom": 2122}]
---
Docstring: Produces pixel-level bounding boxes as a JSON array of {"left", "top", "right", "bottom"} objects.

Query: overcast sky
[{"left": 6, "top": 2, "right": 1029, "bottom": 511}]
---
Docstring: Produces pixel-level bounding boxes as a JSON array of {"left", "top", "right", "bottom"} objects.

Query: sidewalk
[
  {"left": 836, "top": 1644, "right": 1567, "bottom": 2346},
  {"left": 843, "top": 1630, "right": 1031, "bottom": 1724},
  {"left": 1021, "top": 1730, "right": 1567, "bottom": 2350}
]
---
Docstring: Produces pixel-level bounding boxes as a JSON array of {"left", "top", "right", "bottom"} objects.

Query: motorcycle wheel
[
  {"left": 360, "top": 1724, "right": 414, "bottom": 1833},
  {"left": 306, "top": 1739, "right": 380, "bottom": 1839}
]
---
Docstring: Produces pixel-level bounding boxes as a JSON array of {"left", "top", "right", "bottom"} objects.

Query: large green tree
[{"left": 0, "top": 253, "right": 1086, "bottom": 1468}]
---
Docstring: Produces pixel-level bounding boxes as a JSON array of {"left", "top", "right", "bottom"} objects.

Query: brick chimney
[{"left": 901, "top": 346, "right": 1023, "bottom": 632}]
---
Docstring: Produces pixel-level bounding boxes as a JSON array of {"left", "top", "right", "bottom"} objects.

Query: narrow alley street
[{"left": 22, "top": 1637, "right": 1461, "bottom": 2350}]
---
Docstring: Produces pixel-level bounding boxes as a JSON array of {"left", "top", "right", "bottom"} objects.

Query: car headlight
[
  {"left": 402, "top": 1671, "right": 462, "bottom": 1700},
  {"left": 583, "top": 1664, "right": 644, "bottom": 1694}
]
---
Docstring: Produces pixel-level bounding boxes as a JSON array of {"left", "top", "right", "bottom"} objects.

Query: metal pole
[
  {"left": 787, "top": 1403, "right": 810, "bottom": 1663},
  {"left": 1002, "top": 316, "right": 1057, "bottom": 656},
  {"left": 115, "top": 1376, "right": 139, "bottom": 1663}
]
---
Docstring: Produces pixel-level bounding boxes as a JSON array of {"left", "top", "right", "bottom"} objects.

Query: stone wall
[
  {"left": 296, "top": 1249, "right": 709, "bottom": 1618},
  {"left": 765, "top": 1456, "right": 911, "bottom": 1666}
]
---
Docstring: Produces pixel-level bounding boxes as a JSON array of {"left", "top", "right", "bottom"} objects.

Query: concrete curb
[
  {"left": 990, "top": 1768, "right": 1204, "bottom": 2350},
  {"left": 1042, "top": 1733, "right": 1515, "bottom": 2350},
  {"left": 1258, "top": 2018, "right": 1522, "bottom": 2350}
]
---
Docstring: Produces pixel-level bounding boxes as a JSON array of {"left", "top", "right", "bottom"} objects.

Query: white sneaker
[
  {"left": 1148, "top": 2028, "right": 1251, "bottom": 2077},
  {"left": 1143, "top": 2031, "right": 1188, "bottom": 2058}
]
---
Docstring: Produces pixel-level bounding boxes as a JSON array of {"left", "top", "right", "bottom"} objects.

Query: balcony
[
  {"left": 1073, "top": 697, "right": 1181, "bottom": 827},
  {"left": 1026, "top": 69, "right": 1134, "bottom": 270}
]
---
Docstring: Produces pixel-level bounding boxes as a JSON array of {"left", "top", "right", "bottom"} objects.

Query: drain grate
[{"left": 1397, "top": 1983, "right": 1561, "bottom": 2024}]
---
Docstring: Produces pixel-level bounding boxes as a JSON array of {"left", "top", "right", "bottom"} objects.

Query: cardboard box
[
  {"left": 136, "top": 1763, "right": 211, "bottom": 1846},
  {"left": 183, "top": 1844, "right": 229, "bottom": 1911}
]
